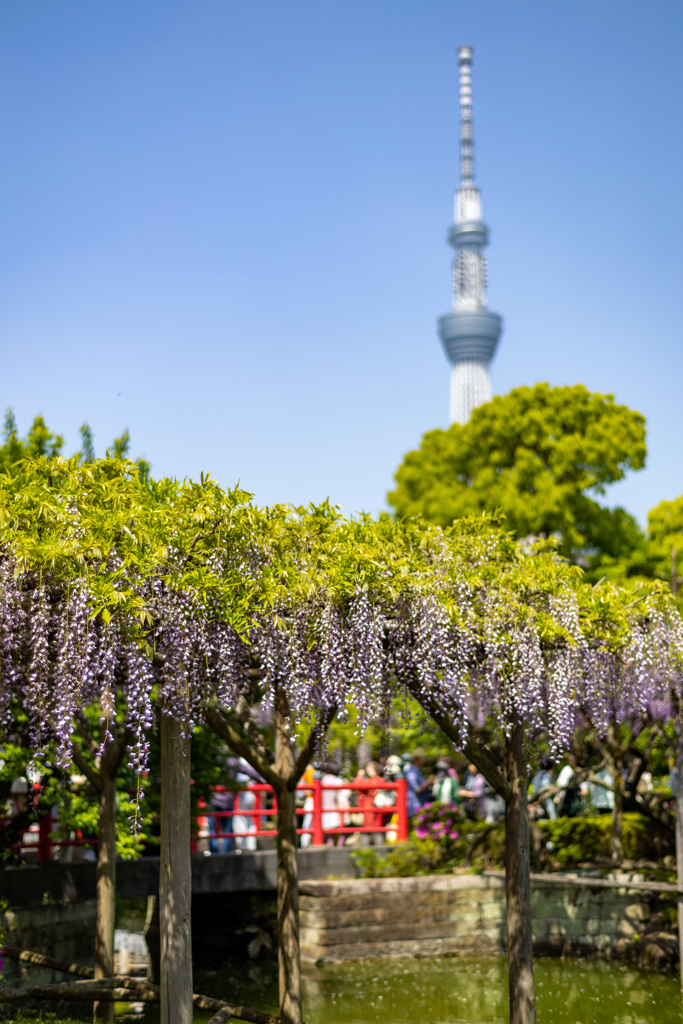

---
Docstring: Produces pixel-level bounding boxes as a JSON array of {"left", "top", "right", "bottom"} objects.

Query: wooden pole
[
  {"left": 674, "top": 717, "right": 683, "bottom": 993},
  {"left": 2, "top": 946, "right": 95, "bottom": 977},
  {"left": 94, "top": 750, "right": 117, "bottom": 1022},
  {"left": 0, "top": 948, "right": 281, "bottom": 1023},
  {"left": 144, "top": 894, "right": 161, "bottom": 983},
  {"left": 274, "top": 686, "right": 302, "bottom": 1024},
  {"left": 0, "top": 979, "right": 280, "bottom": 1023},
  {"left": 160, "top": 713, "right": 193, "bottom": 1024},
  {"left": 504, "top": 717, "right": 536, "bottom": 1024}
]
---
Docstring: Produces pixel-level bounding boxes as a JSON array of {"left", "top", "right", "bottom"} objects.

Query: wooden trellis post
[{"left": 160, "top": 712, "right": 193, "bottom": 1024}]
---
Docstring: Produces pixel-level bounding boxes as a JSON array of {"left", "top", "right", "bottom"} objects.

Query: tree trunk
[
  {"left": 94, "top": 767, "right": 117, "bottom": 1022},
  {"left": 605, "top": 727, "right": 624, "bottom": 864},
  {"left": 674, "top": 717, "right": 683, "bottom": 992},
  {"left": 160, "top": 713, "right": 193, "bottom": 1024},
  {"left": 611, "top": 767, "right": 624, "bottom": 865},
  {"left": 202, "top": 695, "right": 328, "bottom": 1024},
  {"left": 276, "top": 784, "right": 301, "bottom": 1024},
  {"left": 504, "top": 718, "right": 536, "bottom": 1024},
  {"left": 274, "top": 686, "right": 302, "bottom": 1024}
]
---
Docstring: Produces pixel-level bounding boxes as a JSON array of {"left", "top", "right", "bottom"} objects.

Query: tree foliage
[
  {"left": 647, "top": 496, "right": 683, "bottom": 589},
  {"left": 0, "top": 452, "right": 680, "bottom": 811},
  {"left": 1, "top": 409, "right": 64, "bottom": 470},
  {"left": 388, "top": 383, "right": 647, "bottom": 576},
  {"left": 1, "top": 407, "right": 149, "bottom": 478}
]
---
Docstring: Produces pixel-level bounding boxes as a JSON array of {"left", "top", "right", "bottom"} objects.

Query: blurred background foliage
[{"left": 389, "top": 384, "right": 683, "bottom": 598}]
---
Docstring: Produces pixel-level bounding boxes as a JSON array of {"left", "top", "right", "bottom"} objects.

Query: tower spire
[
  {"left": 437, "top": 46, "right": 503, "bottom": 425},
  {"left": 458, "top": 45, "right": 474, "bottom": 186}
]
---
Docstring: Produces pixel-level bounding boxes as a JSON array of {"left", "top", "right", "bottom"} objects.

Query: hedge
[
  {"left": 538, "top": 813, "right": 673, "bottom": 867},
  {"left": 351, "top": 812, "right": 674, "bottom": 879}
]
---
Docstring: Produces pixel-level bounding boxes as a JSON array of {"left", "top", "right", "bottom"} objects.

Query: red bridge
[
  {"left": 196, "top": 777, "right": 409, "bottom": 849},
  {"left": 18, "top": 777, "right": 409, "bottom": 861}
]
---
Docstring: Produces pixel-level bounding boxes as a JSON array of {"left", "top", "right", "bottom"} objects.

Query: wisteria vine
[{"left": 2, "top": 468, "right": 683, "bottom": 821}]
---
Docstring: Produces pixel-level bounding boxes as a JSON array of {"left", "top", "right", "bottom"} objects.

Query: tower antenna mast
[{"left": 438, "top": 46, "right": 503, "bottom": 425}]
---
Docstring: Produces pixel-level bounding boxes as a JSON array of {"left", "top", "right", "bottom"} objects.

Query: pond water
[{"left": 122, "top": 955, "right": 681, "bottom": 1023}]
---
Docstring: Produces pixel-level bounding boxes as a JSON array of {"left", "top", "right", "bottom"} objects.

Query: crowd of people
[
  {"left": 529, "top": 764, "right": 624, "bottom": 820},
  {"left": 391, "top": 752, "right": 505, "bottom": 826},
  {"left": 202, "top": 750, "right": 510, "bottom": 853},
  {"left": 189, "top": 744, "right": 661, "bottom": 856}
]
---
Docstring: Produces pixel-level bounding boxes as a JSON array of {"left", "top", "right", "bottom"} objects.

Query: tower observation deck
[{"left": 438, "top": 46, "right": 503, "bottom": 425}]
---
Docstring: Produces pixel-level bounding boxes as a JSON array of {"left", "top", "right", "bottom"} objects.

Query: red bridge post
[
  {"left": 311, "top": 777, "right": 324, "bottom": 846},
  {"left": 37, "top": 808, "right": 52, "bottom": 862}
]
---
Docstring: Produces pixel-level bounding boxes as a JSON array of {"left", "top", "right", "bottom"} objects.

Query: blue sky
[{"left": 0, "top": 1, "right": 681, "bottom": 524}]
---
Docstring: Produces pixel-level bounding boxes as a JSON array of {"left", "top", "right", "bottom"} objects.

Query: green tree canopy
[
  {"left": 0, "top": 409, "right": 64, "bottom": 470},
  {"left": 0, "top": 407, "right": 149, "bottom": 478},
  {"left": 647, "top": 496, "right": 683, "bottom": 590},
  {"left": 388, "top": 383, "right": 647, "bottom": 575}
]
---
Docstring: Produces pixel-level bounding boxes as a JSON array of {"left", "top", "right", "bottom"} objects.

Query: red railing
[
  {"left": 15, "top": 777, "right": 409, "bottom": 861},
  {"left": 15, "top": 808, "right": 97, "bottom": 862},
  {"left": 195, "top": 778, "right": 409, "bottom": 849}
]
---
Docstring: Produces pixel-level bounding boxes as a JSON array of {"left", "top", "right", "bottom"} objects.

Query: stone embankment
[
  {"left": 0, "top": 900, "right": 96, "bottom": 988},
  {"left": 0, "top": 899, "right": 96, "bottom": 1017},
  {"left": 300, "top": 871, "right": 679, "bottom": 968}
]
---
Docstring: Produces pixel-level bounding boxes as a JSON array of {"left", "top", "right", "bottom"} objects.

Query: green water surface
[{"left": 124, "top": 955, "right": 681, "bottom": 1023}]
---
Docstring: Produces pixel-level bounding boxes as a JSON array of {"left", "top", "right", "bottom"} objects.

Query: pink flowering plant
[{"left": 412, "top": 802, "right": 462, "bottom": 857}]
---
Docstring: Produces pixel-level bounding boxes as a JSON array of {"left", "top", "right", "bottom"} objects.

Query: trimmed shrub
[
  {"left": 351, "top": 838, "right": 442, "bottom": 878},
  {"left": 351, "top": 812, "right": 674, "bottom": 878},
  {"left": 351, "top": 809, "right": 507, "bottom": 878},
  {"left": 539, "top": 813, "right": 673, "bottom": 867}
]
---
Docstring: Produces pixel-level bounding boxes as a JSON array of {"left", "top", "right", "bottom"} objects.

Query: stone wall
[
  {"left": 530, "top": 876, "right": 652, "bottom": 958},
  {"left": 1, "top": 900, "right": 96, "bottom": 986},
  {"left": 0, "top": 900, "right": 96, "bottom": 1019},
  {"left": 0, "top": 846, "right": 363, "bottom": 906},
  {"left": 300, "top": 874, "right": 662, "bottom": 964}
]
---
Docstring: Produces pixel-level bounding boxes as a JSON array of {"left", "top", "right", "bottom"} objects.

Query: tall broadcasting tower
[{"left": 438, "top": 47, "right": 503, "bottom": 425}]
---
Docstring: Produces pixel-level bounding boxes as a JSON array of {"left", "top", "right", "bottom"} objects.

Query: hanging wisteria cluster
[
  {"left": 578, "top": 593, "right": 683, "bottom": 736},
  {"left": 2, "top": 454, "right": 683, "bottom": 794},
  {"left": 0, "top": 554, "right": 155, "bottom": 774},
  {"left": 385, "top": 540, "right": 683, "bottom": 757}
]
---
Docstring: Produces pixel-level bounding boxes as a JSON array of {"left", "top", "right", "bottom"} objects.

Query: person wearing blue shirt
[{"left": 402, "top": 753, "right": 433, "bottom": 819}]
